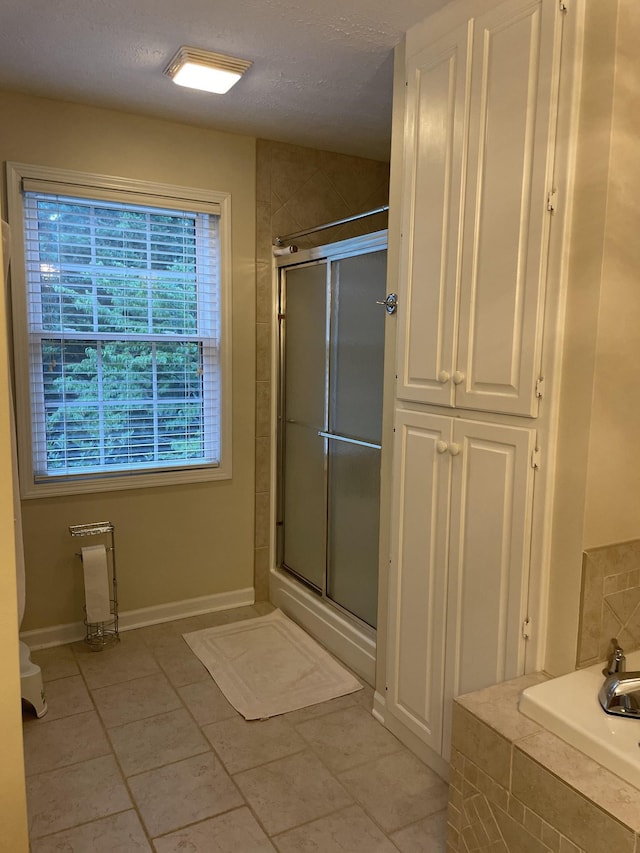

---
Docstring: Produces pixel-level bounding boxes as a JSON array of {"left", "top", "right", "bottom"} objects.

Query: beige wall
[
  {"left": 545, "top": 1, "right": 618, "bottom": 674},
  {"left": 545, "top": 0, "right": 640, "bottom": 674},
  {"left": 254, "top": 139, "right": 389, "bottom": 598},
  {"left": 583, "top": 0, "right": 640, "bottom": 548},
  {"left": 0, "top": 234, "right": 29, "bottom": 850},
  {"left": 0, "top": 90, "right": 256, "bottom": 630}
]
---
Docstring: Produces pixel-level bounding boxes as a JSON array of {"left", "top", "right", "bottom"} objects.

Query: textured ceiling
[{"left": 0, "top": 0, "right": 450, "bottom": 161}]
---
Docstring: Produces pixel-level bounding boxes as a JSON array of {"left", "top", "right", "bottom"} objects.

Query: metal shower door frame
[{"left": 275, "top": 230, "right": 388, "bottom": 629}]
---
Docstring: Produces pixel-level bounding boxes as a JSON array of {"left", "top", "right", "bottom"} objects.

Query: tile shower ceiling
[{"left": 0, "top": 0, "right": 451, "bottom": 161}]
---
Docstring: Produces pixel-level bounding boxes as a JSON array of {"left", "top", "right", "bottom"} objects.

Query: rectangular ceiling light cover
[{"left": 165, "top": 46, "right": 252, "bottom": 94}]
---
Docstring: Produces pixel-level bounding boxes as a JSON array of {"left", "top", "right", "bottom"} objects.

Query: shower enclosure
[{"left": 276, "top": 233, "right": 388, "bottom": 634}]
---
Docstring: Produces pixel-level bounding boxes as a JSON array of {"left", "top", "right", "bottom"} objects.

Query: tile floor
[{"left": 23, "top": 604, "right": 449, "bottom": 851}]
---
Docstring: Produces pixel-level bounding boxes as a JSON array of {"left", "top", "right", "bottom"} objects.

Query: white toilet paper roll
[{"left": 81, "top": 544, "right": 112, "bottom": 623}]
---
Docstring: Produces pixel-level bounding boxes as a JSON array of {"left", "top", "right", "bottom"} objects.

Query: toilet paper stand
[{"left": 70, "top": 521, "right": 119, "bottom": 650}]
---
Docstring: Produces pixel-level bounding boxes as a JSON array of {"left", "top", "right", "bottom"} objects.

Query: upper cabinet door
[
  {"left": 455, "top": 0, "right": 561, "bottom": 416},
  {"left": 396, "top": 24, "right": 470, "bottom": 407}
]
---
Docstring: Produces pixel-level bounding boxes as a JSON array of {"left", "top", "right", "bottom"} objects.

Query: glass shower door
[
  {"left": 279, "top": 245, "right": 387, "bottom": 629},
  {"left": 325, "top": 251, "right": 386, "bottom": 627},
  {"left": 281, "top": 261, "right": 327, "bottom": 589}
]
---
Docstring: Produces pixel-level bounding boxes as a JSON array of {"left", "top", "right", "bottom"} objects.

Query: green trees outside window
[{"left": 25, "top": 194, "right": 219, "bottom": 478}]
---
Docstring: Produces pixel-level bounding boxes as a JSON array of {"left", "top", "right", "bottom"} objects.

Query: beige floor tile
[
  {"left": 338, "top": 750, "right": 449, "bottom": 833},
  {"left": 153, "top": 807, "right": 275, "bottom": 852},
  {"left": 154, "top": 640, "right": 209, "bottom": 687},
  {"left": 295, "top": 706, "right": 402, "bottom": 773},
  {"left": 202, "top": 715, "right": 306, "bottom": 774},
  {"left": 30, "top": 809, "right": 151, "bottom": 852},
  {"left": 178, "top": 679, "right": 239, "bottom": 726},
  {"left": 23, "top": 710, "right": 111, "bottom": 776},
  {"left": 74, "top": 635, "right": 160, "bottom": 689},
  {"left": 92, "top": 672, "right": 181, "bottom": 727},
  {"left": 273, "top": 804, "right": 398, "bottom": 852},
  {"left": 194, "top": 605, "right": 263, "bottom": 629},
  {"left": 234, "top": 750, "right": 353, "bottom": 836},
  {"left": 30, "top": 645, "right": 79, "bottom": 682},
  {"left": 128, "top": 752, "right": 243, "bottom": 837},
  {"left": 23, "top": 674, "right": 92, "bottom": 724},
  {"left": 139, "top": 615, "right": 208, "bottom": 640},
  {"left": 390, "top": 810, "right": 449, "bottom": 852},
  {"left": 282, "top": 692, "right": 359, "bottom": 725},
  {"left": 26, "top": 755, "right": 131, "bottom": 839},
  {"left": 109, "top": 708, "right": 210, "bottom": 776},
  {"left": 22, "top": 620, "right": 451, "bottom": 852},
  {"left": 128, "top": 618, "right": 205, "bottom": 655},
  {"left": 142, "top": 629, "right": 197, "bottom": 655},
  {"left": 353, "top": 682, "right": 375, "bottom": 712}
]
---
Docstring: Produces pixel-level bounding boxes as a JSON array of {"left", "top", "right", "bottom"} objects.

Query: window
[{"left": 7, "top": 163, "right": 231, "bottom": 497}]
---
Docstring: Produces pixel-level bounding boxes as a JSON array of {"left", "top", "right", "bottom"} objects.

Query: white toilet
[
  {"left": 2, "top": 219, "right": 47, "bottom": 718},
  {"left": 19, "top": 640, "right": 47, "bottom": 717},
  {"left": 17, "top": 529, "right": 47, "bottom": 718}
]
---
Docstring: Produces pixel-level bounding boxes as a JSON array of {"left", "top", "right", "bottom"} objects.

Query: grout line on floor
[
  {"left": 24, "top": 609, "right": 448, "bottom": 850},
  {"left": 74, "top": 639, "right": 157, "bottom": 849}
]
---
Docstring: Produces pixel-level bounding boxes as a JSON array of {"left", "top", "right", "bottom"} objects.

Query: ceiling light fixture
[{"left": 164, "top": 46, "right": 252, "bottom": 95}]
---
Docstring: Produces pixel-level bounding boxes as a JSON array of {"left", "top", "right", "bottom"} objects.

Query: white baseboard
[
  {"left": 20, "top": 587, "right": 256, "bottom": 650},
  {"left": 270, "top": 568, "right": 376, "bottom": 685},
  {"left": 372, "top": 689, "right": 387, "bottom": 724}
]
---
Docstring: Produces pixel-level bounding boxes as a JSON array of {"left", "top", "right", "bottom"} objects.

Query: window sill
[{"left": 20, "top": 461, "right": 232, "bottom": 499}]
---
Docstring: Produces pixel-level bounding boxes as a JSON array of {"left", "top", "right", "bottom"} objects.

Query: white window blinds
[{"left": 22, "top": 189, "right": 222, "bottom": 481}]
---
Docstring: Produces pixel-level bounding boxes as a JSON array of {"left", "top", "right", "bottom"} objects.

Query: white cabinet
[
  {"left": 383, "top": 0, "right": 563, "bottom": 764},
  {"left": 386, "top": 409, "right": 535, "bottom": 757},
  {"left": 396, "top": 0, "right": 562, "bottom": 417}
]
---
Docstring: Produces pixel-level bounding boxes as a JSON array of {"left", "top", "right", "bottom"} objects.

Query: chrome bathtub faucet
[
  {"left": 603, "top": 637, "right": 626, "bottom": 676},
  {"left": 599, "top": 639, "right": 640, "bottom": 718}
]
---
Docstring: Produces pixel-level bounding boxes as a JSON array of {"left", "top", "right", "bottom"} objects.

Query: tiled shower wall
[
  {"left": 576, "top": 538, "right": 640, "bottom": 667},
  {"left": 254, "top": 139, "right": 389, "bottom": 599}
]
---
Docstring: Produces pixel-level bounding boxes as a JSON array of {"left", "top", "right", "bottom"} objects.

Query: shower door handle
[
  {"left": 318, "top": 431, "right": 382, "bottom": 450},
  {"left": 376, "top": 293, "right": 397, "bottom": 315}
]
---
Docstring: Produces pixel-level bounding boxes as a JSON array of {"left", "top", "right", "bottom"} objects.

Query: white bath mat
[{"left": 182, "top": 609, "right": 363, "bottom": 720}]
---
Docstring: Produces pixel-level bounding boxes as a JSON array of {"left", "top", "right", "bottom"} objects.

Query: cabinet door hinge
[
  {"left": 522, "top": 618, "right": 531, "bottom": 640},
  {"left": 531, "top": 447, "right": 541, "bottom": 470},
  {"left": 559, "top": 0, "right": 568, "bottom": 12},
  {"left": 547, "top": 189, "right": 558, "bottom": 213},
  {"left": 535, "top": 376, "right": 545, "bottom": 399}
]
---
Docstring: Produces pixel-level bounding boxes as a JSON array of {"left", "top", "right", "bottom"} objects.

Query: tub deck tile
[{"left": 515, "top": 730, "right": 640, "bottom": 833}]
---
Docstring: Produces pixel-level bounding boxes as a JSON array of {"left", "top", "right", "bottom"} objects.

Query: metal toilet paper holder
[{"left": 70, "top": 521, "right": 119, "bottom": 650}]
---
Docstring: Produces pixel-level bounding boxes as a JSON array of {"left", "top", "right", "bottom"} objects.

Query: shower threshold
[{"left": 269, "top": 566, "right": 376, "bottom": 686}]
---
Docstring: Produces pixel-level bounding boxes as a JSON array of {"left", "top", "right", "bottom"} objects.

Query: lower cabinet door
[
  {"left": 442, "top": 418, "right": 535, "bottom": 755},
  {"left": 386, "top": 408, "right": 452, "bottom": 753},
  {"left": 386, "top": 409, "right": 535, "bottom": 758}
]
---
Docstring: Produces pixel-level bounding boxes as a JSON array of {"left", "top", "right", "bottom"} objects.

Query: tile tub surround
[
  {"left": 577, "top": 538, "right": 640, "bottom": 668},
  {"left": 23, "top": 604, "right": 449, "bottom": 850},
  {"left": 447, "top": 674, "right": 640, "bottom": 853}
]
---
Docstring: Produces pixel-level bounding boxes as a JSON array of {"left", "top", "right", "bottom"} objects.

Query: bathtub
[{"left": 519, "top": 649, "right": 640, "bottom": 789}]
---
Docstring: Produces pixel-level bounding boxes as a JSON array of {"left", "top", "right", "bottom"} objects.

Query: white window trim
[{"left": 6, "top": 162, "right": 233, "bottom": 498}]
